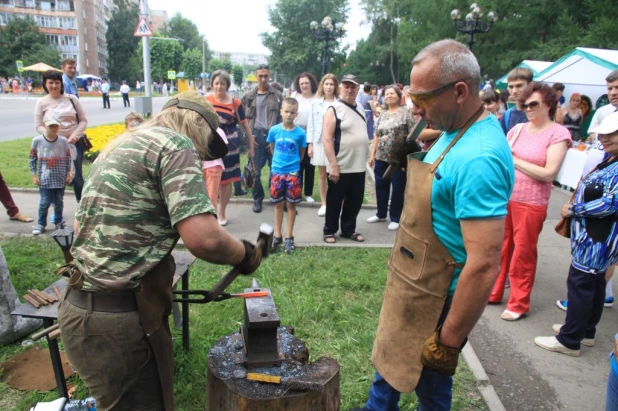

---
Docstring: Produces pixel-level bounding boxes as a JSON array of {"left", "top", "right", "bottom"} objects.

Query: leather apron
[
  {"left": 135, "top": 252, "right": 177, "bottom": 411},
  {"left": 372, "top": 107, "right": 484, "bottom": 393}
]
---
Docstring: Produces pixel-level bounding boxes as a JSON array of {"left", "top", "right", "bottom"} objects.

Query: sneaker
[
  {"left": 252, "top": 201, "right": 262, "bottom": 213},
  {"left": 388, "top": 222, "right": 399, "bottom": 231},
  {"left": 284, "top": 237, "right": 295, "bottom": 254},
  {"left": 305, "top": 196, "right": 315, "bottom": 203},
  {"left": 556, "top": 300, "right": 568, "bottom": 311},
  {"left": 367, "top": 215, "right": 386, "bottom": 223},
  {"left": 272, "top": 236, "right": 283, "bottom": 249},
  {"left": 552, "top": 324, "right": 595, "bottom": 347},
  {"left": 32, "top": 225, "right": 45, "bottom": 235},
  {"left": 534, "top": 336, "right": 580, "bottom": 357},
  {"left": 317, "top": 205, "right": 326, "bottom": 217},
  {"left": 605, "top": 296, "right": 614, "bottom": 308}
]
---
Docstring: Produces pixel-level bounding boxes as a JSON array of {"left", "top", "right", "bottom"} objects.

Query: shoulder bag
[{"left": 68, "top": 96, "right": 93, "bottom": 151}]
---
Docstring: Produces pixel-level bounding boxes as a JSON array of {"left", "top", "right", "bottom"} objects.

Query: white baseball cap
[{"left": 590, "top": 111, "right": 618, "bottom": 135}]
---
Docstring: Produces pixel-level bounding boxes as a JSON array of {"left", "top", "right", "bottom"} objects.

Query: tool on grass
[
  {"left": 173, "top": 223, "right": 273, "bottom": 304},
  {"left": 244, "top": 372, "right": 321, "bottom": 392}
]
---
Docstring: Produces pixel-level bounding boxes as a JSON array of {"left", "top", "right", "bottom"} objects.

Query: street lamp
[
  {"left": 450, "top": 3, "right": 498, "bottom": 50},
  {"left": 369, "top": 61, "right": 385, "bottom": 84},
  {"left": 51, "top": 226, "right": 74, "bottom": 263},
  {"left": 310, "top": 16, "right": 344, "bottom": 76}
]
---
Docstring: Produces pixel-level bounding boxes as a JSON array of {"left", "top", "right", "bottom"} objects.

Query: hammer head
[{"left": 257, "top": 223, "right": 274, "bottom": 258}]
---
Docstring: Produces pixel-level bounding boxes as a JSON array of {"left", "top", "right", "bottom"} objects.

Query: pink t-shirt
[{"left": 509, "top": 122, "right": 572, "bottom": 206}]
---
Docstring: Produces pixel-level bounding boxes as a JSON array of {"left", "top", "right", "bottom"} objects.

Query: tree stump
[{"left": 207, "top": 327, "right": 340, "bottom": 410}]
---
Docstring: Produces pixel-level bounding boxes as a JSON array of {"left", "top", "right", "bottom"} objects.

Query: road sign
[
  {"left": 134, "top": 17, "right": 153, "bottom": 37},
  {"left": 16, "top": 60, "right": 23, "bottom": 72},
  {"left": 167, "top": 70, "right": 176, "bottom": 80}
]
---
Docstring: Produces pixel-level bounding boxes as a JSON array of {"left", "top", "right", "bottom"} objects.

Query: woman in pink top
[{"left": 490, "top": 82, "right": 572, "bottom": 320}]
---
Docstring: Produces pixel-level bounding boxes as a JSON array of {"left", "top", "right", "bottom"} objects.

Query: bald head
[{"left": 412, "top": 39, "right": 481, "bottom": 93}]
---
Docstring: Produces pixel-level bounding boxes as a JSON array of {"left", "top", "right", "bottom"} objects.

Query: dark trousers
[
  {"left": 252, "top": 129, "right": 272, "bottom": 204},
  {"left": 73, "top": 139, "right": 84, "bottom": 202},
  {"left": 102, "top": 93, "right": 110, "bottom": 108},
  {"left": 300, "top": 151, "right": 314, "bottom": 197},
  {"left": 557, "top": 264, "right": 607, "bottom": 349},
  {"left": 122, "top": 93, "right": 130, "bottom": 107},
  {"left": 374, "top": 159, "right": 406, "bottom": 223},
  {"left": 324, "top": 172, "right": 365, "bottom": 236},
  {"left": 0, "top": 171, "right": 18, "bottom": 218}
]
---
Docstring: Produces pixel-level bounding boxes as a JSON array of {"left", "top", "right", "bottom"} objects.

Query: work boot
[{"left": 252, "top": 201, "right": 262, "bottom": 213}]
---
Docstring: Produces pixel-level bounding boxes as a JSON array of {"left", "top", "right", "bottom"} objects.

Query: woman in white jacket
[{"left": 307, "top": 74, "right": 339, "bottom": 216}]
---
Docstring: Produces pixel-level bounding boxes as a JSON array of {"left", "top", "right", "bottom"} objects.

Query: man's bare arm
[{"left": 439, "top": 218, "right": 504, "bottom": 348}]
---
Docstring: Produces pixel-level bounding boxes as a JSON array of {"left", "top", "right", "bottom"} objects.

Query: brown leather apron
[
  {"left": 135, "top": 252, "right": 177, "bottom": 411},
  {"left": 372, "top": 107, "right": 484, "bottom": 393}
]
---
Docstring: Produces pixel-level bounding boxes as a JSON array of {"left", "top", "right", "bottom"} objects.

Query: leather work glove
[
  {"left": 238, "top": 240, "right": 262, "bottom": 275},
  {"left": 420, "top": 327, "right": 467, "bottom": 376}
]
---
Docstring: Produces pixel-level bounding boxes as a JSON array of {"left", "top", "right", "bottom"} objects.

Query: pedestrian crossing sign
[
  {"left": 168, "top": 71, "right": 176, "bottom": 80},
  {"left": 134, "top": 17, "right": 153, "bottom": 37}
]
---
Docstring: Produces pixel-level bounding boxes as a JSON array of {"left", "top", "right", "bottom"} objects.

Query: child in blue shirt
[{"left": 267, "top": 98, "right": 307, "bottom": 253}]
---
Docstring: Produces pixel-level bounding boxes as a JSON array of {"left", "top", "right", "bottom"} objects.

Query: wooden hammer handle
[{"left": 32, "top": 323, "right": 60, "bottom": 341}]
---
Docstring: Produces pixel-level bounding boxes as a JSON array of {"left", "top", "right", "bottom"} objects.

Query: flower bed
[{"left": 84, "top": 123, "right": 125, "bottom": 161}]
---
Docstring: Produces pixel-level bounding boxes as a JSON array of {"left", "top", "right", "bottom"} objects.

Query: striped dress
[
  {"left": 206, "top": 94, "right": 247, "bottom": 184},
  {"left": 570, "top": 156, "right": 618, "bottom": 273}
]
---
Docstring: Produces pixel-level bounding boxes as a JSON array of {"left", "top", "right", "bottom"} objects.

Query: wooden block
[
  {"left": 53, "top": 286, "right": 62, "bottom": 301},
  {"left": 34, "top": 289, "right": 55, "bottom": 303},
  {"left": 23, "top": 295, "right": 40, "bottom": 308},
  {"left": 27, "top": 290, "right": 48, "bottom": 305}
]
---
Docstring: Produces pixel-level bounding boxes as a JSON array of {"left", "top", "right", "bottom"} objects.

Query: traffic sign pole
[{"left": 140, "top": 0, "right": 152, "bottom": 99}]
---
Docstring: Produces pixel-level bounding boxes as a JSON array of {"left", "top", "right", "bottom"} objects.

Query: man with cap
[
  {"left": 58, "top": 91, "right": 263, "bottom": 411},
  {"left": 120, "top": 80, "right": 131, "bottom": 107},
  {"left": 321, "top": 74, "right": 369, "bottom": 243},
  {"left": 354, "top": 40, "right": 514, "bottom": 410},
  {"left": 535, "top": 110, "right": 618, "bottom": 357}
]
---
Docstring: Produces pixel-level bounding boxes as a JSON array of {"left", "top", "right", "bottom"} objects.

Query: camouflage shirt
[{"left": 72, "top": 126, "right": 215, "bottom": 292}]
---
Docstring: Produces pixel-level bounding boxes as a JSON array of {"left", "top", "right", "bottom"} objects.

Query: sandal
[
  {"left": 501, "top": 310, "right": 525, "bottom": 321},
  {"left": 323, "top": 234, "right": 336, "bottom": 244},
  {"left": 340, "top": 232, "right": 365, "bottom": 242},
  {"left": 9, "top": 212, "right": 33, "bottom": 223}
]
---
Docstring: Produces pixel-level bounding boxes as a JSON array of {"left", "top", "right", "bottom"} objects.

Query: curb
[{"left": 366, "top": 164, "right": 506, "bottom": 411}]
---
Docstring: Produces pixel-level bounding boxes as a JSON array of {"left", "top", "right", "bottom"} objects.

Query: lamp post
[
  {"left": 370, "top": 61, "right": 385, "bottom": 84},
  {"left": 310, "top": 16, "right": 344, "bottom": 76},
  {"left": 51, "top": 226, "right": 74, "bottom": 263},
  {"left": 450, "top": 3, "right": 498, "bottom": 50}
]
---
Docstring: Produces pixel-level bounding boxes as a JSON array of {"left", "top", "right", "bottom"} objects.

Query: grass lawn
[{"left": 0, "top": 236, "right": 486, "bottom": 411}]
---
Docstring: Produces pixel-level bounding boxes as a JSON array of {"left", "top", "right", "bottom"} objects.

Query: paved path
[
  {"left": 2, "top": 188, "right": 614, "bottom": 411},
  {"left": 0, "top": 95, "right": 169, "bottom": 142}
]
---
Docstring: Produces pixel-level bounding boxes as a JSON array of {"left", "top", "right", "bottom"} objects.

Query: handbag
[
  {"left": 68, "top": 96, "right": 93, "bottom": 151},
  {"left": 554, "top": 164, "right": 600, "bottom": 238},
  {"left": 242, "top": 159, "right": 256, "bottom": 189}
]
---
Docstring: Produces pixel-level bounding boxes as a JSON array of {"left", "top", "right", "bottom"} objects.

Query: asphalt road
[{"left": 0, "top": 94, "right": 168, "bottom": 142}]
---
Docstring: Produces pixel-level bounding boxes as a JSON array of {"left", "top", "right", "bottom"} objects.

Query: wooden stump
[{"left": 207, "top": 327, "right": 340, "bottom": 410}]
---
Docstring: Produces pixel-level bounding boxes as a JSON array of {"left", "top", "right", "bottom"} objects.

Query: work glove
[
  {"left": 238, "top": 240, "right": 262, "bottom": 275},
  {"left": 420, "top": 326, "right": 467, "bottom": 376}
]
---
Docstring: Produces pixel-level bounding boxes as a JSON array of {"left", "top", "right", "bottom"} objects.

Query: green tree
[
  {"left": 261, "top": 0, "right": 349, "bottom": 81},
  {"left": 138, "top": 37, "right": 183, "bottom": 82},
  {"left": 208, "top": 58, "right": 232, "bottom": 73},
  {"left": 232, "top": 64, "right": 244, "bottom": 86},
  {"left": 0, "top": 16, "right": 61, "bottom": 77},
  {"left": 164, "top": 13, "right": 209, "bottom": 53},
  {"left": 106, "top": 3, "right": 142, "bottom": 82},
  {"left": 181, "top": 48, "right": 202, "bottom": 80}
]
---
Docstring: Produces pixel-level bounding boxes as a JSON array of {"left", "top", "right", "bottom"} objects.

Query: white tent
[
  {"left": 534, "top": 47, "right": 618, "bottom": 104},
  {"left": 496, "top": 60, "right": 553, "bottom": 87}
]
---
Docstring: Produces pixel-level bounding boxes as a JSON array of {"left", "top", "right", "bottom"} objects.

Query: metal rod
[
  {"left": 44, "top": 318, "right": 68, "bottom": 398},
  {"left": 182, "top": 267, "right": 189, "bottom": 352}
]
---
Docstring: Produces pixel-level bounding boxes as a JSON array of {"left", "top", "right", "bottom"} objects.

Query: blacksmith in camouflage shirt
[{"left": 58, "top": 92, "right": 262, "bottom": 411}]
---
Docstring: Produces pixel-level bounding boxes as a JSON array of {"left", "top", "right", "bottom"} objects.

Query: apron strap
[{"left": 430, "top": 105, "right": 485, "bottom": 174}]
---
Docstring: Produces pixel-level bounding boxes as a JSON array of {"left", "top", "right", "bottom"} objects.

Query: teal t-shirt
[
  {"left": 267, "top": 124, "right": 307, "bottom": 174},
  {"left": 423, "top": 114, "right": 515, "bottom": 295}
]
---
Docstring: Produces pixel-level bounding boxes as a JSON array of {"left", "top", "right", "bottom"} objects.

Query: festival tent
[
  {"left": 496, "top": 60, "right": 553, "bottom": 88},
  {"left": 534, "top": 47, "right": 618, "bottom": 104},
  {"left": 22, "top": 62, "right": 62, "bottom": 72}
]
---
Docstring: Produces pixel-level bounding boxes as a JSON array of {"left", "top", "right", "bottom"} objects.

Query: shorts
[{"left": 270, "top": 172, "right": 302, "bottom": 204}]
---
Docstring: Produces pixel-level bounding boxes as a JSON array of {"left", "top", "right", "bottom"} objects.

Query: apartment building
[{"left": 0, "top": 0, "right": 111, "bottom": 76}]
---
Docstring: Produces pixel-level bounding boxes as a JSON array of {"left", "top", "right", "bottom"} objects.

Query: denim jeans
[
  {"left": 73, "top": 138, "right": 85, "bottom": 202},
  {"left": 252, "top": 129, "right": 272, "bottom": 204},
  {"left": 38, "top": 187, "right": 65, "bottom": 228},
  {"left": 607, "top": 351, "right": 618, "bottom": 410},
  {"left": 374, "top": 159, "right": 406, "bottom": 223},
  {"left": 365, "top": 297, "right": 454, "bottom": 411}
]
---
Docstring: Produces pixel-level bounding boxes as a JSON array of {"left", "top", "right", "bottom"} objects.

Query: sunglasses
[
  {"left": 407, "top": 80, "right": 463, "bottom": 110},
  {"left": 522, "top": 101, "right": 542, "bottom": 110},
  {"left": 256, "top": 64, "right": 269, "bottom": 70}
]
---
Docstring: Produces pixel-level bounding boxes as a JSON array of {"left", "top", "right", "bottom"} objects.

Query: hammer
[{"left": 204, "top": 223, "right": 273, "bottom": 303}]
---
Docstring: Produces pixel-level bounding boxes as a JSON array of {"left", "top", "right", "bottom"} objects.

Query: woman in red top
[
  {"left": 206, "top": 70, "right": 255, "bottom": 226},
  {"left": 490, "top": 82, "right": 571, "bottom": 320}
]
